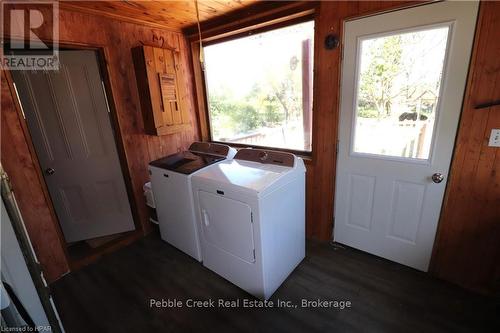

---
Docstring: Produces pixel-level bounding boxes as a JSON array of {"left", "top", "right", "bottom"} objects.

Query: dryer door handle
[{"left": 202, "top": 209, "right": 210, "bottom": 227}]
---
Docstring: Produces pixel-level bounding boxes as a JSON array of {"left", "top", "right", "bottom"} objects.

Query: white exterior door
[{"left": 334, "top": 1, "right": 478, "bottom": 271}]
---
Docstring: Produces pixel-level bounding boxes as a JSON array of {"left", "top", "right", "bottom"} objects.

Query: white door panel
[{"left": 334, "top": 1, "right": 478, "bottom": 271}]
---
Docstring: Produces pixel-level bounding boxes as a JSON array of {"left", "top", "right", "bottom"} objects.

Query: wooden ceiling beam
[{"left": 183, "top": 1, "right": 317, "bottom": 40}]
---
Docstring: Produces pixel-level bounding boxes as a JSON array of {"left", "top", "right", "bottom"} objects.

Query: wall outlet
[{"left": 488, "top": 129, "right": 500, "bottom": 147}]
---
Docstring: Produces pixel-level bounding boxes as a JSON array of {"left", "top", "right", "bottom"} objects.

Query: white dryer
[
  {"left": 149, "top": 142, "right": 236, "bottom": 261},
  {"left": 192, "top": 148, "right": 306, "bottom": 299}
]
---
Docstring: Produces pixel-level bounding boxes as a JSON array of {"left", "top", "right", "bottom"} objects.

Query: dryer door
[{"left": 199, "top": 191, "right": 255, "bottom": 263}]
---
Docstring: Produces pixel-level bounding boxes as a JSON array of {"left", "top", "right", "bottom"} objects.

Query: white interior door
[
  {"left": 334, "top": 1, "right": 478, "bottom": 271},
  {"left": 12, "top": 50, "right": 135, "bottom": 243}
]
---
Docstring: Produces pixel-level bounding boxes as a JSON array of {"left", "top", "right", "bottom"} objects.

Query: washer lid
[
  {"left": 192, "top": 159, "right": 293, "bottom": 194},
  {"left": 149, "top": 151, "right": 225, "bottom": 175}
]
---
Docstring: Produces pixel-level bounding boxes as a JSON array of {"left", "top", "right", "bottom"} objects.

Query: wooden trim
[
  {"left": 184, "top": 1, "right": 317, "bottom": 39},
  {"left": 187, "top": 41, "right": 205, "bottom": 141},
  {"left": 190, "top": 3, "right": 317, "bottom": 151},
  {"left": 341, "top": 0, "right": 433, "bottom": 22},
  {"left": 190, "top": 41, "right": 211, "bottom": 142},
  {"left": 302, "top": 38, "right": 313, "bottom": 151},
  {"left": 200, "top": 12, "right": 315, "bottom": 46},
  {"left": 307, "top": 1, "right": 334, "bottom": 239}
]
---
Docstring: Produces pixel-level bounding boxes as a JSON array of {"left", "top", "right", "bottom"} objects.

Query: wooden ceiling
[{"left": 60, "top": 0, "right": 261, "bottom": 31}]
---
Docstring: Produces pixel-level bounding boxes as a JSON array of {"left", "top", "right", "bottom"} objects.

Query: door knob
[
  {"left": 45, "top": 168, "right": 55, "bottom": 176},
  {"left": 431, "top": 173, "right": 444, "bottom": 183}
]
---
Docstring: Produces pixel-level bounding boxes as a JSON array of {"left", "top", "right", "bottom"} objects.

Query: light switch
[{"left": 488, "top": 129, "right": 500, "bottom": 147}]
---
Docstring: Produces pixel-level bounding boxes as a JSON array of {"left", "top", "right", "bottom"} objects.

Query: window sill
[{"left": 210, "top": 140, "right": 313, "bottom": 162}]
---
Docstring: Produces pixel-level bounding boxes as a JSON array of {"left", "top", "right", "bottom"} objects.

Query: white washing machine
[
  {"left": 149, "top": 142, "right": 236, "bottom": 261},
  {"left": 191, "top": 148, "right": 306, "bottom": 299}
]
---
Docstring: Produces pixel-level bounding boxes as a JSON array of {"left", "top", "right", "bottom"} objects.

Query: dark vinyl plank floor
[{"left": 51, "top": 232, "right": 499, "bottom": 333}]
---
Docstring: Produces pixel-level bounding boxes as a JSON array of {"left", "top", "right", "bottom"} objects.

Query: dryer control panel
[{"left": 234, "top": 149, "right": 295, "bottom": 167}]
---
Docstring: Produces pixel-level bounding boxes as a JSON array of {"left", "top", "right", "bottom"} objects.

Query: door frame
[
  {"left": 4, "top": 39, "right": 143, "bottom": 269},
  {"left": 332, "top": 2, "right": 479, "bottom": 270}
]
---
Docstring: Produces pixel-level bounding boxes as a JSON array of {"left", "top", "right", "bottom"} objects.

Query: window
[
  {"left": 204, "top": 20, "right": 314, "bottom": 152},
  {"left": 352, "top": 26, "right": 449, "bottom": 160}
]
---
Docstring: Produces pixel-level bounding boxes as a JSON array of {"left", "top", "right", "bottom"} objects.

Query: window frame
[
  {"left": 348, "top": 22, "right": 452, "bottom": 164},
  {"left": 195, "top": 11, "right": 316, "bottom": 157}
]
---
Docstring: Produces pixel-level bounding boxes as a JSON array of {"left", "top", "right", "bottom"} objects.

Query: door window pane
[
  {"left": 353, "top": 26, "right": 449, "bottom": 159},
  {"left": 204, "top": 21, "right": 314, "bottom": 152}
]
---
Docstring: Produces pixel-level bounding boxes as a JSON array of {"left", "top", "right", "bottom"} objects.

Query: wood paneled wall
[
  {"left": 430, "top": 1, "right": 500, "bottom": 294},
  {"left": 1, "top": 9, "right": 199, "bottom": 282},
  {"left": 189, "top": 0, "right": 499, "bottom": 294},
  {"left": 297, "top": 0, "right": 500, "bottom": 294},
  {"left": 188, "top": 1, "right": 421, "bottom": 241},
  {"left": 2, "top": 1, "right": 499, "bottom": 294},
  {"left": 299, "top": 0, "right": 500, "bottom": 293},
  {"left": 288, "top": 1, "right": 424, "bottom": 240}
]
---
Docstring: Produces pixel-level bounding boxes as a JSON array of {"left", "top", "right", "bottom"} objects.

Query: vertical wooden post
[{"left": 302, "top": 38, "right": 313, "bottom": 151}]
